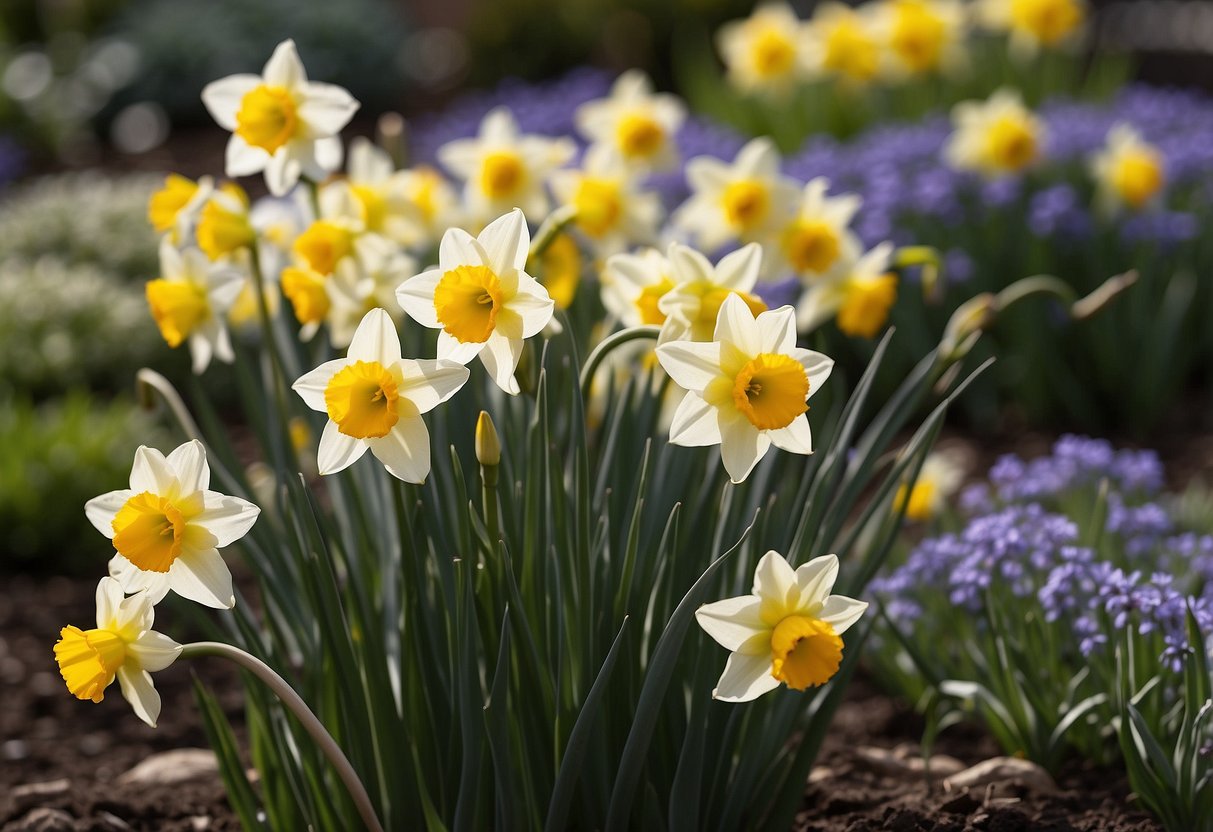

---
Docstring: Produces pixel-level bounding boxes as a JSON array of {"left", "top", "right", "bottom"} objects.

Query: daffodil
[
  {"left": 54, "top": 578, "right": 182, "bottom": 726},
  {"left": 195, "top": 184, "right": 256, "bottom": 262},
  {"left": 341, "top": 137, "right": 419, "bottom": 245},
  {"left": 802, "top": 2, "right": 885, "bottom": 85},
  {"left": 1090, "top": 123, "right": 1166, "bottom": 214},
  {"left": 674, "top": 137, "right": 799, "bottom": 251},
  {"left": 281, "top": 263, "right": 331, "bottom": 340},
  {"left": 396, "top": 209, "right": 555, "bottom": 395},
  {"left": 772, "top": 177, "right": 862, "bottom": 283},
  {"left": 656, "top": 292, "right": 833, "bottom": 483},
  {"left": 574, "top": 70, "right": 685, "bottom": 171},
  {"left": 875, "top": 0, "right": 967, "bottom": 77},
  {"left": 657, "top": 243, "right": 768, "bottom": 344},
  {"left": 201, "top": 39, "right": 359, "bottom": 196},
  {"left": 895, "top": 450, "right": 965, "bottom": 521},
  {"left": 148, "top": 173, "right": 213, "bottom": 241},
  {"left": 437, "top": 107, "right": 575, "bottom": 224},
  {"left": 977, "top": 0, "right": 1086, "bottom": 55},
  {"left": 549, "top": 144, "right": 662, "bottom": 257},
  {"left": 85, "top": 440, "right": 260, "bottom": 609},
  {"left": 601, "top": 247, "right": 676, "bottom": 328},
  {"left": 944, "top": 88, "right": 1044, "bottom": 178},
  {"left": 535, "top": 233, "right": 584, "bottom": 311},
  {"left": 326, "top": 252, "right": 415, "bottom": 348},
  {"left": 695, "top": 550, "right": 867, "bottom": 701},
  {"left": 145, "top": 239, "right": 246, "bottom": 374},
  {"left": 717, "top": 3, "right": 808, "bottom": 95},
  {"left": 396, "top": 165, "right": 462, "bottom": 249},
  {"left": 797, "top": 242, "right": 899, "bottom": 338},
  {"left": 292, "top": 308, "right": 470, "bottom": 482}
]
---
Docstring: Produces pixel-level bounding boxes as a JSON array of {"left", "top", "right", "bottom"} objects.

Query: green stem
[
  {"left": 529, "top": 205, "right": 578, "bottom": 262},
  {"left": 181, "top": 642, "right": 385, "bottom": 832},
  {"left": 135, "top": 368, "right": 204, "bottom": 442},
  {"left": 578, "top": 326, "right": 661, "bottom": 401}
]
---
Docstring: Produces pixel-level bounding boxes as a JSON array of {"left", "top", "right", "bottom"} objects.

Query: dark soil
[{"left": 1, "top": 572, "right": 1165, "bottom": 832}]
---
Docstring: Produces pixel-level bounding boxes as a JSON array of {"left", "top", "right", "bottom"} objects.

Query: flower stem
[
  {"left": 181, "top": 642, "right": 385, "bottom": 832},
  {"left": 578, "top": 326, "right": 661, "bottom": 402}
]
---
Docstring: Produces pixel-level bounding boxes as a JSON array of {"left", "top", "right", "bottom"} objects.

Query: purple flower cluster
[{"left": 877, "top": 435, "right": 1213, "bottom": 671}]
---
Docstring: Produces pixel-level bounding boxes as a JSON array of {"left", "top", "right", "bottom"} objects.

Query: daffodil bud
[{"left": 476, "top": 411, "right": 501, "bottom": 468}]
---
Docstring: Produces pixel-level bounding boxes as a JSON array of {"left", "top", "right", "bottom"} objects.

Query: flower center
[
  {"left": 635, "top": 277, "right": 675, "bottom": 326},
  {"left": 434, "top": 265, "right": 504, "bottom": 344},
  {"left": 146, "top": 279, "right": 211, "bottom": 349},
  {"left": 616, "top": 113, "right": 665, "bottom": 159},
  {"left": 54, "top": 626, "right": 126, "bottom": 703},
  {"left": 281, "top": 266, "right": 331, "bottom": 325},
  {"left": 148, "top": 174, "right": 199, "bottom": 234},
  {"left": 890, "top": 2, "right": 947, "bottom": 71},
  {"left": 721, "top": 181, "right": 771, "bottom": 232},
  {"left": 351, "top": 184, "right": 389, "bottom": 233},
  {"left": 823, "top": 21, "right": 880, "bottom": 81},
  {"left": 751, "top": 28, "right": 797, "bottom": 79},
  {"left": 1112, "top": 151, "right": 1163, "bottom": 209},
  {"left": 986, "top": 116, "right": 1039, "bottom": 171},
  {"left": 732, "top": 352, "right": 810, "bottom": 430},
  {"left": 782, "top": 220, "right": 842, "bottom": 274},
  {"left": 896, "top": 479, "right": 938, "bottom": 521},
  {"left": 112, "top": 492, "right": 188, "bottom": 573},
  {"left": 1010, "top": 0, "right": 1083, "bottom": 44},
  {"left": 235, "top": 84, "right": 299, "bottom": 154},
  {"left": 837, "top": 274, "right": 898, "bottom": 339},
  {"left": 196, "top": 199, "right": 254, "bottom": 260},
  {"left": 770, "top": 615, "right": 843, "bottom": 690},
  {"left": 324, "top": 361, "right": 401, "bottom": 439},
  {"left": 480, "top": 152, "right": 526, "bottom": 200},
  {"left": 294, "top": 220, "right": 355, "bottom": 276},
  {"left": 697, "top": 288, "right": 767, "bottom": 339},
  {"left": 573, "top": 177, "right": 623, "bottom": 238}
]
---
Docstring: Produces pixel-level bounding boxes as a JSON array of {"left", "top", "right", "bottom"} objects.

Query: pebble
[
  {"left": 94, "top": 813, "right": 133, "bottom": 831},
  {"left": 942, "top": 756, "right": 1057, "bottom": 794},
  {"left": 9, "top": 779, "right": 69, "bottom": 814},
  {"left": 117, "top": 748, "right": 219, "bottom": 785},
  {"left": 2, "top": 808, "right": 74, "bottom": 832},
  {"left": 854, "top": 744, "right": 967, "bottom": 778},
  {"left": 2, "top": 739, "right": 29, "bottom": 761},
  {"left": 189, "top": 818, "right": 213, "bottom": 831}
]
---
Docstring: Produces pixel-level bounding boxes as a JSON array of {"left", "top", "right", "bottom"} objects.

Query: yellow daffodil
[
  {"left": 601, "top": 247, "right": 676, "bottom": 328},
  {"left": 657, "top": 243, "right": 768, "bottom": 344},
  {"left": 978, "top": 0, "right": 1086, "bottom": 55},
  {"left": 574, "top": 70, "right": 685, "bottom": 171},
  {"left": 1090, "top": 123, "right": 1166, "bottom": 214},
  {"left": 536, "top": 233, "right": 583, "bottom": 311},
  {"left": 773, "top": 177, "right": 862, "bottom": 283},
  {"left": 195, "top": 184, "right": 256, "bottom": 262},
  {"left": 395, "top": 165, "right": 462, "bottom": 249},
  {"left": 797, "top": 242, "right": 899, "bottom": 338},
  {"left": 696, "top": 550, "right": 867, "bottom": 701},
  {"left": 85, "top": 440, "right": 260, "bottom": 609},
  {"left": 875, "top": 0, "right": 967, "bottom": 77},
  {"left": 281, "top": 264, "right": 331, "bottom": 340},
  {"left": 549, "top": 144, "right": 662, "bottom": 257},
  {"left": 802, "top": 2, "right": 885, "bottom": 85},
  {"left": 944, "top": 88, "right": 1044, "bottom": 178},
  {"left": 895, "top": 450, "right": 965, "bottom": 521},
  {"left": 54, "top": 578, "right": 182, "bottom": 726},
  {"left": 326, "top": 252, "right": 415, "bottom": 349},
  {"left": 396, "top": 209, "right": 555, "bottom": 395},
  {"left": 145, "top": 239, "right": 246, "bottom": 373},
  {"left": 292, "top": 308, "right": 470, "bottom": 482},
  {"left": 437, "top": 107, "right": 575, "bottom": 224},
  {"left": 148, "top": 173, "right": 213, "bottom": 241},
  {"left": 674, "top": 137, "right": 800, "bottom": 252},
  {"left": 201, "top": 39, "right": 359, "bottom": 196},
  {"left": 343, "top": 137, "right": 420, "bottom": 245},
  {"left": 717, "top": 3, "right": 808, "bottom": 95},
  {"left": 656, "top": 293, "right": 833, "bottom": 483}
]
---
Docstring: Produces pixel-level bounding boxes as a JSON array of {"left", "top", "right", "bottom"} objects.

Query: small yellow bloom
[
  {"left": 145, "top": 240, "right": 245, "bottom": 373},
  {"left": 1090, "top": 124, "right": 1166, "bottom": 213},
  {"left": 944, "top": 89, "right": 1044, "bottom": 178},
  {"left": 774, "top": 178, "right": 862, "bottom": 281},
  {"left": 550, "top": 144, "right": 662, "bottom": 257},
  {"left": 148, "top": 174, "right": 212, "bottom": 239},
  {"left": 657, "top": 243, "right": 769, "bottom": 344},
  {"left": 294, "top": 220, "right": 356, "bottom": 275},
  {"left": 539, "top": 233, "right": 583, "bottom": 310},
  {"left": 602, "top": 247, "right": 676, "bottom": 328},
  {"left": 878, "top": 0, "right": 966, "bottom": 76},
  {"left": 804, "top": 2, "right": 883, "bottom": 84},
  {"left": 282, "top": 265, "right": 331, "bottom": 328},
  {"left": 837, "top": 273, "right": 898, "bottom": 339},
  {"left": 717, "top": 3, "right": 808, "bottom": 95},
  {"left": 196, "top": 186, "right": 255, "bottom": 261},
  {"left": 894, "top": 451, "right": 965, "bottom": 521},
  {"left": 978, "top": 0, "right": 1085, "bottom": 55},
  {"left": 797, "top": 242, "right": 897, "bottom": 338}
]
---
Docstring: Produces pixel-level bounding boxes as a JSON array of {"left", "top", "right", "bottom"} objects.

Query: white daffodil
[
  {"left": 976, "top": 0, "right": 1085, "bottom": 56},
  {"left": 656, "top": 293, "right": 833, "bottom": 483},
  {"left": 797, "top": 242, "right": 898, "bottom": 338},
  {"left": 148, "top": 173, "right": 214, "bottom": 243},
  {"left": 437, "top": 107, "right": 575, "bottom": 224},
  {"left": 395, "top": 165, "right": 462, "bottom": 249},
  {"left": 717, "top": 3, "right": 809, "bottom": 95},
  {"left": 944, "top": 88, "right": 1045, "bottom": 178},
  {"left": 657, "top": 242, "right": 768, "bottom": 344},
  {"left": 895, "top": 450, "right": 966, "bottom": 521},
  {"left": 201, "top": 39, "right": 359, "bottom": 196},
  {"left": 54, "top": 578, "right": 183, "bottom": 727},
  {"left": 1090, "top": 123, "right": 1166, "bottom": 214},
  {"left": 674, "top": 137, "right": 799, "bottom": 252},
  {"left": 574, "top": 70, "right": 685, "bottom": 171},
  {"left": 696, "top": 550, "right": 867, "bottom": 701},
  {"left": 395, "top": 209, "right": 555, "bottom": 395},
  {"left": 292, "top": 308, "right": 470, "bottom": 482},
  {"left": 601, "top": 247, "right": 677, "bottom": 328},
  {"left": 145, "top": 239, "right": 246, "bottom": 374},
  {"left": 802, "top": 2, "right": 885, "bottom": 85},
  {"left": 326, "top": 252, "right": 415, "bottom": 348},
  {"left": 772, "top": 177, "right": 862, "bottom": 283},
  {"left": 874, "top": 0, "right": 968, "bottom": 78},
  {"left": 549, "top": 144, "right": 663, "bottom": 257},
  {"left": 342, "top": 137, "right": 421, "bottom": 245},
  {"left": 85, "top": 440, "right": 261, "bottom": 609}
]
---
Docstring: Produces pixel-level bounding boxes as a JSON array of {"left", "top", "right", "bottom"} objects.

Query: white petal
[
  {"left": 225, "top": 134, "right": 268, "bottom": 177},
  {"left": 655, "top": 341, "right": 723, "bottom": 393},
  {"left": 439, "top": 227, "right": 486, "bottom": 270},
  {"left": 166, "top": 440, "right": 209, "bottom": 495},
  {"left": 168, "top": 547, "right": 235, "bottom": 609},
  {"left": 397, "top": 359, "right": 470, "bottom": 414},
  {"left": 508, "top": 274, "right": 555, "bottom": 337},
  {"left": 265, "top": 149, "right": 302, "bottom": 197},
  {"left": 116, "top": 666, "right": 162, "bottom": 727},
  {"left": 200, "top": 74, "right": 260, "bottom": 130},
  {"left": 298, "top": 82, "right": 359, "bottom": 136},
  {"left": 768, "top": 415, "right": 813, "bottom": 455},
  {"left": 712, "top": 650, "right": 780, "bottom": 702},
  {"left": 85, "top": 490, "right": 131, "bottom": 538},
  {"left": 479, "top": 333, "right": 523, "bottom": 395},
  {"left": 752, "top": 549, "right": 797, "bottom": 603},
  {"left": 685, "top": 157, "right": 730, "bottom": 194},
  {"left": 757, "top": 306, "right": 798, "bottom": 354},
  {"left": 95, "top": 577, "right": 124, "bottom": 630},
  {"left": 292, "top": 359, "right": 348, "bottom": 412},
  {"left": 715, "top": 243, "right": 762, "bottom": 291},
  {"left": 130, "top": 446, "right": 175, "bottom": 494},
  {"left": 368, "top": 416, "right": 431, "bottom": 483},
  {"left": 798, "top": 350, "right": 835, "bottom": 396},
  {"left": 196, "top": 492, "right": 261, "bottom": 547},
  {"left": 262, "top": 39, "right": 306, "bottom": 88},
  {"left": 795, "top": 554, "right": 839, "bottom": 608},
  {"left": 437, "top": 331, "right": 486, "bottom": 365},
  {"left": 478, "top": 209, "right": 530, "bottom": 274},
  {"left": 818, "top": 595, "right": 869, "bottom": 635},
  {"left": 696, "top": 595, "right": 768, "bottom": 653},
  {"left": 668, "top": 393, "right": 722, "bottom": 447},
  {"left": 667, "top": 242, "right": 716, "bottom": 285},
  {"left": 396, "top": 269, "right": 443, "bottom": 329},
  {"left": 713, "top": 292, "right": 761, "bottom": 356},
  {"left": 317, "top": 420, "right": 369, "bottom": 475},
  {"left": 189, "top": 331, "right": 213, "bottom": 375},
  {"left": 128, "top": 631, "right": 183, "bottom": 673},
  {"left": 719, "top": 414, "right": 769, "bottom": 483},
  {"left": 313, "top": 136, "right": 344, "bottom": 173},
  {"left": 109, "top": 555, "right": 171, "bottom": 604},
  {"left": 347, "top": 307, "right": 402, "bottom": 366}
]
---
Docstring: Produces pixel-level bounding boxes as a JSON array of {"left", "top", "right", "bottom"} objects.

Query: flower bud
[{"left": 476, "top": 411, "right": 501, "bottom": 467}]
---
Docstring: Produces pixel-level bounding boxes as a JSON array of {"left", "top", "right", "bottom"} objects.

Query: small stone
[
  {"left": 94, "top": 812, "right": 132, "bottom": 831},
  {"left": 2, "top": 739, "right": 29, "bottom": 761},
  {"left": 189, "top": 818, "right": 212, "bottom": 831},
  {"left": 9, "top": 779, "right": 70, "bottom": 813},
  {"left": 942, "top": 757, "right": 1056, "bottom": 794},
  {"left": 2, "top": 807, "right": 74, "bottom": 832},
  {"left": 118, "top": 748, "right": 218, "bottom": 785},
  {"left": 807, "top": 765, "right": 835, "bottom": 783}
]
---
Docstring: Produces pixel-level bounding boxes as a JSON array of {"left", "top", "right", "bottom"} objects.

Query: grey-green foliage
[
  {"left": 0, "top": 391, "right": 166, "bottom": 569},
  {"left": 0, "top": 257, "right": 166, "bottom": 398},
  {"left": 0, "top": 171, "right": 159, "bottom": 281}
]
